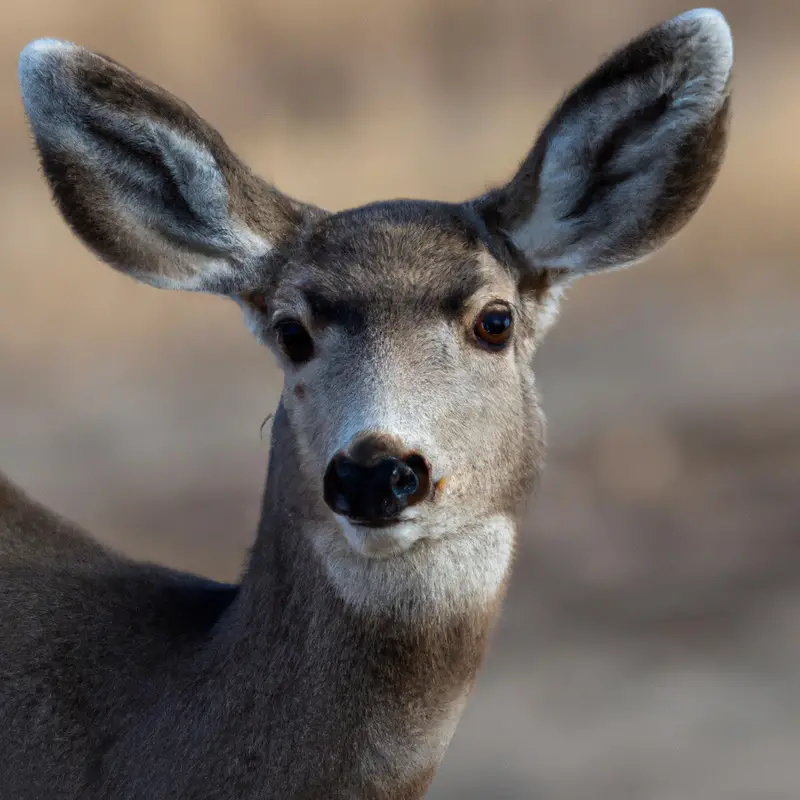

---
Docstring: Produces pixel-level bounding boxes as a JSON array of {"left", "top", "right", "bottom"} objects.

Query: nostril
[
  {"left": 324, "top": 456, "right": 355, "bottom": 517},
  {"left": 334, "top": 456, "right": 357, "bottom": 484},
  {"left": 332, "top": 493, "right": 350, "bottom": 516},
  {"left": 390, "top": 462, "right": 419, "bottom": 501},
  {"left": 402, "top": 453, "right": 432, "bottom": 507}
]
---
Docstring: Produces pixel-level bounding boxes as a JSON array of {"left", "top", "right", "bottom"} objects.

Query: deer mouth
[
  {"left": 337, "top": 516, "right": 423, "bottom": 558},
  {"left": 349, "top": 518, "right": 409, "bottom": 530}
]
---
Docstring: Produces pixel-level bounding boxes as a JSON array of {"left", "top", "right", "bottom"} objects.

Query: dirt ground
[{"left": 1, "top": 2, "right": 799, "bottom": 797}]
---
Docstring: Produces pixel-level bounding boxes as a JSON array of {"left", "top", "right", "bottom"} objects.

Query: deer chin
[{"left": 336, "top": 516, "right": 424, "bottom": 558}]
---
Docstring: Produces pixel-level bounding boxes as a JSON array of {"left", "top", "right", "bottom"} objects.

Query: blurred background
[{"left": 1, "top": 1, "right": 798, "bottom": 797}]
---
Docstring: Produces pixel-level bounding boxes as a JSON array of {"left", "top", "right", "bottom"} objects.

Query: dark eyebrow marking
[
  {"left": 438, "top": 271, "right": 488, "bottom": 317},
  {"left": 302, "top": 288, "right": 366, "bottom": 333}
]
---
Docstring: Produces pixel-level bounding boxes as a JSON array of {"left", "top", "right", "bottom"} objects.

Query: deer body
[{"left": 1, "top": 11, "right": 732, "bottom": 799}]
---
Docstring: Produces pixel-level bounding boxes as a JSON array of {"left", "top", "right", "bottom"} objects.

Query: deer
[{"left": 0, "top": 9, "right": 733, "bottom": 799}]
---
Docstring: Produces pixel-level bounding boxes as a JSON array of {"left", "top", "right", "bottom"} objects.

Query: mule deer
[{"left": 1, "top": 9, "right": 733, "bottom": 799}]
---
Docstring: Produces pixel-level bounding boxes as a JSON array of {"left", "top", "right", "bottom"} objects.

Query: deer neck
[
  {"left": 199, "top": 400, "right": 511, "bottom": 794},
  {"left": 221, "top": 401, "right": 512, "bottom": 757}
]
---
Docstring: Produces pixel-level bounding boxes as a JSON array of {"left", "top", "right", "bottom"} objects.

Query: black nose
[{"left": 323, "top": 438, "right": 431, "bottom": 524}]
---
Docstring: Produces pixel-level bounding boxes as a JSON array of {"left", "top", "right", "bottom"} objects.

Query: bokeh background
[{"left": 1, "top": 1, "right": 798, "bottom": 797}]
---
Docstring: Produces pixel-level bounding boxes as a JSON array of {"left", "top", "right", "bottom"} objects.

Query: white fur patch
[
  {"left": 311, "top": 513, "right": 515, "bottom": 619},
  {"left": 674, "top": 9, "right": 734, "bottom": 88},
  {"left": 335, "top": 517, "right": 423, "bottom": 558}
]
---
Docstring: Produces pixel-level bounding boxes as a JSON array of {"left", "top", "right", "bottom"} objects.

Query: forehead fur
[{"left": 283, "top": 200, "right": 518, "bottom": 315}]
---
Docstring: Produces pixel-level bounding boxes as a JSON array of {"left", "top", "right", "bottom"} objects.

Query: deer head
[{"left": 18, "top": 10, "right": 732, "bottom": 608}]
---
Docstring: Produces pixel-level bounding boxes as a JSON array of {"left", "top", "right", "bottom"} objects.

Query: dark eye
[
  {"left": 474, "top": 305, "right": 513, "bottom": 350},
  {"left": 275, "top": 319, "right": 314, "bottom": 364}
]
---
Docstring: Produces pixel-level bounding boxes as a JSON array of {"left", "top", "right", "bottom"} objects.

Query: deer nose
[{"left": 323, "top": 438, "right": 431, "bottom": 524}]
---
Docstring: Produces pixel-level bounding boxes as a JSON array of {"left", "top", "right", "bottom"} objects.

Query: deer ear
[
  {"left": 474, "top": 9, "right": 733, "bottom": 277},
  {"left": 18, "top": 39, "right": 319, "bottom": 294}
]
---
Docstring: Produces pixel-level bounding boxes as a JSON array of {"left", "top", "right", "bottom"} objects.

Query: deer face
[
  {"left": 18, "top": 9, "right": 733, "bottom": 562},
  {"left": 249, "top": 202, "right": 549, "bottom": 556}
]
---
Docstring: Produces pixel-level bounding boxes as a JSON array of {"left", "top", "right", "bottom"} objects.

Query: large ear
[
  {"left": 18, "top": 39, "right": 319, "bottom": 294},
  {"left": 473, "top": 9, "right": 733, "bottom": 277}
]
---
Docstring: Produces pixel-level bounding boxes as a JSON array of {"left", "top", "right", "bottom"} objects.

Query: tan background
[{"left": 1, "top": 1, "right": 799, "bottom": 797}]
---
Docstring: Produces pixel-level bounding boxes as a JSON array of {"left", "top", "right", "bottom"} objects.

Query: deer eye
[
  {"left": 474, "top": 305, "right": 513, "bottom": 350},
  {"left": 275, "top": 319, "right": 314, "bottom": 364}
]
